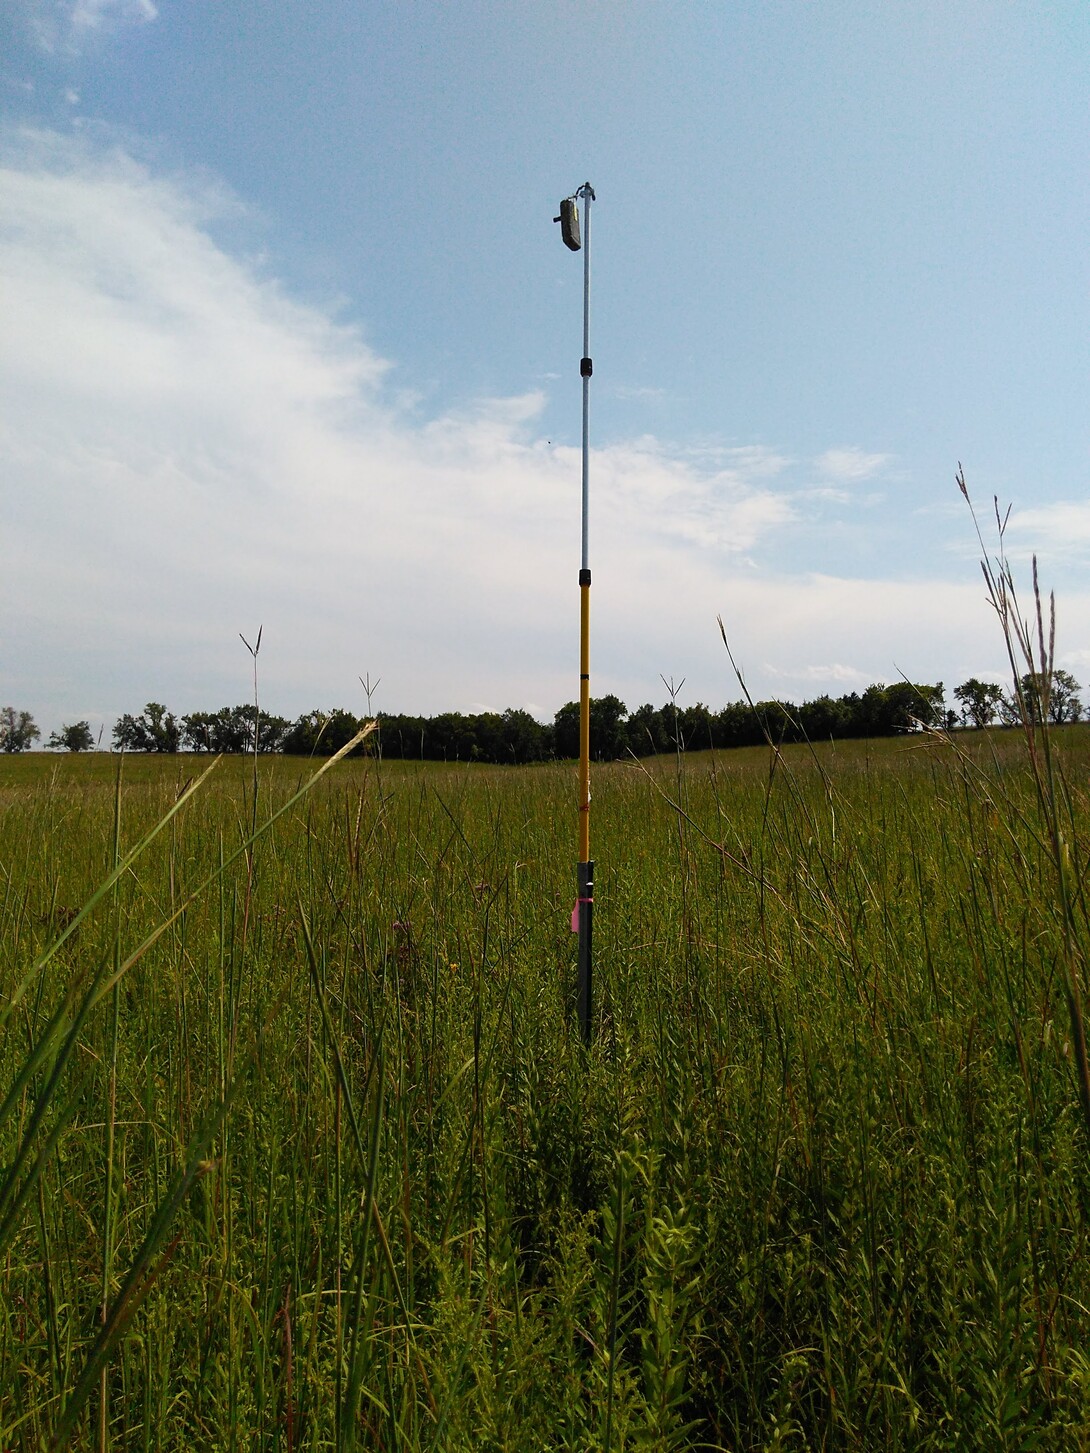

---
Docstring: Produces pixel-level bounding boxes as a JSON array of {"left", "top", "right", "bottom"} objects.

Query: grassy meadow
[{"left": 4, "top": 722, "right": 1090, "bottom": 1450}]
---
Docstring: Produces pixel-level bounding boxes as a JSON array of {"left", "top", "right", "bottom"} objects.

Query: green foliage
[
  {"left": 1009, "top": 668, "right": 1083, "bottom": 726},
  {"left": 182, "top": 704, "right": 291, "bottom": 752},
  {"left": 47, "top": 720, "right": 94, "bottom": 752},
  {"left": 0, "top": 706, "right": 40, "bottom": 752},
  {"left": 627, "top": 703, "right": 671, "bottom": 755},
  {"left": 112, "top": 701, "right": 181, "bottom": 752},
  {"left": 954, "top": 676, "right": 1006, "bottom": 728},
  {"left": 282, "top": 706, "right": 367, "bottom": 755},
  {"left": 24, "top": 681, "right": 983, "bottom": 768},
  {"left": 1050, "top": 668, "right": 1083, "bottom": 723},
  {"left": 554, "top": 694, "right": 630, "bottom": 760}
]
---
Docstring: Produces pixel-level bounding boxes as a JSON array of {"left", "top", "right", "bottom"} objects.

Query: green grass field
[{"left": 4, "top": 725, "right": 1090, "bottom": 1450}]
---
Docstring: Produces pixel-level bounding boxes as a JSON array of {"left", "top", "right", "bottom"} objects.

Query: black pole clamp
[{"left": 580, "top": 357, "right": 593, "bottom": 378}]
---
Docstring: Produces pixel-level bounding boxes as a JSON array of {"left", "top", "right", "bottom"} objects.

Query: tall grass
[{"left": 4, "top": 553, "right": 1090, "bottom": 1445}]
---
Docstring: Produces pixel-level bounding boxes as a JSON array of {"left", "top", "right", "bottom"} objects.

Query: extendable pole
[
  {"left": 555, "top": 181, "right": 597, "bottom": 1043},
  {"left": 575, "top": 183, "right": 595, "bottom": 1044}
]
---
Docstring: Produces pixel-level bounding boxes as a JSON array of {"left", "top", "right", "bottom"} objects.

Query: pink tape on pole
[{"left": 571, "top": 898, "right": 591, "bottom": 933}]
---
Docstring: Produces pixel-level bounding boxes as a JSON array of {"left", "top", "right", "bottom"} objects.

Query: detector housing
[{"left": 558, "top": 197, "right": 581, "bottom": 251}]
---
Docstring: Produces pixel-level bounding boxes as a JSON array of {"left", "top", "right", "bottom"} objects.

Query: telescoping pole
[{"left": 556, "top": 183, "right": 596, "bottom": 1043}]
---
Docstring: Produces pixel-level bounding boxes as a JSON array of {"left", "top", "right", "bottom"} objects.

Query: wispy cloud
[
  {"left": 799, "top": 485, "right": 852, "bottom": 504},
  {"left": 23, "top": 0, "right": 157, "bottom": 54},
  {"left": 611, "top": 383, "right": 667, "bottom": 402},
  {"left": 815, "top": 446, "right": 891, "bottom": 482},
  {"left": 683, "top": 443, "right": 791, "bottom": 478},
  {"left": 765, "top": 662, "right": 871, "bottom": 687},
  {"left": 1006, "top": 502, "right": 1090, "bottom": 560},
  {"left": 70, "top": 0, "right": 157, "bottom": 33}
]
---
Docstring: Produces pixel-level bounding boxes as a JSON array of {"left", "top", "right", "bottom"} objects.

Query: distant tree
[
  {"left": 376, "top": 713, "right": 428, "bottom": 760},
  {"left": 48, "top": 720, "right": 94, "bottom": 752},
  {"left": 675, "top": 702, "right": 715, "bottom": 752},
  {"left": 553, "top": 702, "right": 580, "bottom": 759},
  {"left": 626, "top": 703, "right": 670, "bottom": 756},
  {"left": 1046, "top": 669, "right": 1082, "bottom": 724},
  {"left": 0, "top": 707, "right": 41, "bottom": 753},
  {"left": 282, "top": 709, "right": 363, "bottom": 756},
  {"left": 255, "top": 712, "right": 291, "bottom": 752},
  {"left": 591, "top": 696, "right": 628, "bottom": 760},
  {"left": 113, "top": 703, "right": 180, "bottom": 752},
  {"left": 469, "top": 711, "right": 505, "bottom": 762},
  {"left": 798, "top": 694, "right": 849, "bottom": 742},
  {"left": 207, "top": 706, "right": 250, "bottom": 753},
  {"left": 843, "top": 682, "right": 943, "bottom": 736},
  {"left": 112, "top": 714, "right": 150, "bottom": 751},
  {"left": 552, "top": 697, "right": 628, "bottom": 760},
  {"left": 500, "top": 708, "right": 551, "bottom": 763},
  {"left": 851, "top": 684, "right": 890, "bottom": 737},
  {"left": 713, "top": 701, "right": 763, "bottom": 749},
  {"left": 221, "top": 706, "right": 252, "bottom": 752},
  {"left": 998, "top": 690, "right": 1023, "bottom": 728},
  {"left": 920, "top": 682, "right": 946, "bottom": 728},
  {"left": 1008, "top": 669, "right": 1082, "bottom": 727},
  {"left": 1012, "top": 673, "right": 1043, "bottom": 725},
  {"left": 148, "top": 703, "right": 181, "bottom": 751},
  {"left": 954, "top": 678, "right": 1005, "bottom": 729},
  {"left": 427, "top": 712, "right": 478, "bottom": 761},
  {"left": 183, "top": 705, "right": 291, "bottom": 754},
  {"left": 181, "top": 711, "right": 218, "bottom": 752},
  {"left": 282, "top": 711, "right": 322, "bottom": 756},
  {"left": 749, "top": 700, "right": 798, "bottom": 744},
  {"left": 890, "top": 681, "right": 944, "bottom": 731}
]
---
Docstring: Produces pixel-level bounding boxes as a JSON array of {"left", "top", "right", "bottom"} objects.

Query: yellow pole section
[{"left": 578, "top": 580, "right": 591, "bottom": 862}]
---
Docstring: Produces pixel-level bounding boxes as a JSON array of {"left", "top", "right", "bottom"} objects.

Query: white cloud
[
  {"left": 24, "top": 0, "right": 156, "bottom": 54},
  {"left": 612, "top": 383, "right": 666, "bottom": 401},
  {"left": 70, "top": 0, "right": 157, "bottom": 33},
  {"left": 815, "top": 446, "right": 891, "bottom": 482},
  {"left": 765, "top": 662, "right": 871, "bottom": 687},
  {"left": 3, "top": 130, "right": 1085, "bottom": 737},
  {"left": 799, "top": 485, "right": 851, "bottom": 504},
  {"left": 1006, "top": 502, "right": 1090, "bottom": 560},
  {"left": 704, "top": 574, "right": 1009, "bottom": 697},
  {"left": 683, "top": 442, "right": 791, "bottom": 478},
  {"left": 588, "top": 437, "right": 795, "bottom": 552}
]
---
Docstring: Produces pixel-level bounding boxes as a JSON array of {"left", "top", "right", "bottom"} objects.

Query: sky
[{"left": 2, "top": 1, "right": 1089, "bottom": 740}]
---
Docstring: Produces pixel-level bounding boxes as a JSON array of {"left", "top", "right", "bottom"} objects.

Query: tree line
[{"left": 3, "top": 670, "right": 1082, "bottom": 759}]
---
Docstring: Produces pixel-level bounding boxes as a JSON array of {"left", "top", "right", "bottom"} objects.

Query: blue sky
[{"left": 2, "top": 1, "right": 1089, "bottom": 738}]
